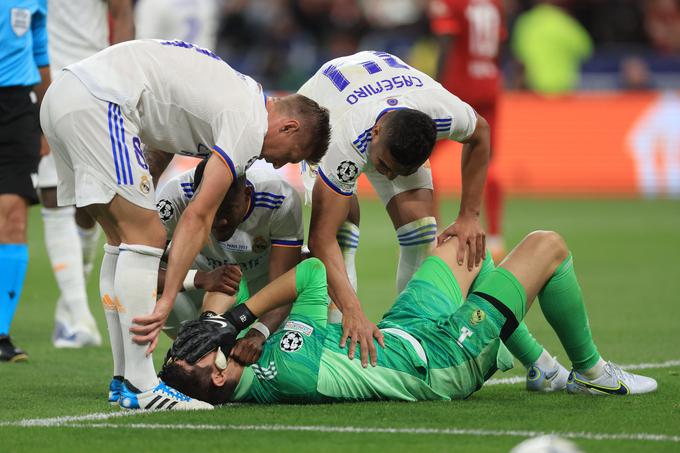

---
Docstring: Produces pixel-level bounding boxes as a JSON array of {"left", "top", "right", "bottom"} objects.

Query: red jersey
[{"left": 429, "top": 0, "right": 505, "bottom": 106}]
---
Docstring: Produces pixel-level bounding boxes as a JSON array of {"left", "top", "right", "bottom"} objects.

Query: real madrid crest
[
  {"left": 253, "top": 235, "right": 268, "bottom": 253},
  {"left": 139, "top": 175, "right": 151, "bottom": 195},
  {"left": 470, "top": 309, "right": 486, "bottom": 325}
]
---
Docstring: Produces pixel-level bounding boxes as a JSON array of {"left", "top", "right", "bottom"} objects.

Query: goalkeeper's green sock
[
  {"left": 538, "top": 253, "right": 601, "bottom": 372},
  {"left": 471, "top": 253, "right": 546, "bottom": 368},
  {"left": 504, "top": 322, "right": 545, "bottom": 368}
]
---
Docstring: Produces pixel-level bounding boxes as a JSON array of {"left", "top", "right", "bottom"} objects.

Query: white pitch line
[
  {"left": 0, "top": 411, "right": 139, "bottom": 428},
  {"left": 1, "top": 359, "right": 678, "bottom": 432},
  {"left": 485, "top": 359, "right": 680, "bottom": 386},
  {"left": 39, "top": 422, "right": 680, "bottom": 444}
]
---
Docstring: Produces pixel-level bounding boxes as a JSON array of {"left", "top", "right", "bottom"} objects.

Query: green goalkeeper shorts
[{"left": 378, "top": 256, "right": 522, "bottom": 399}]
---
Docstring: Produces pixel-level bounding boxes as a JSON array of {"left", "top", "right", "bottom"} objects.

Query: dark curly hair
[{"left": 382, "top": 109, "right": 437, "bottom": 168}]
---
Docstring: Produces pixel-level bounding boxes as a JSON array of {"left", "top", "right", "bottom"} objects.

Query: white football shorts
[
  {"left": 37, "top": 152, "right": 58, "bottom": 189},
  {"left": 40, "top": 71, "right": 155, "bottom": 210},
  {"left": 302, "top": 159, "right": 433, "bottom": 206}
]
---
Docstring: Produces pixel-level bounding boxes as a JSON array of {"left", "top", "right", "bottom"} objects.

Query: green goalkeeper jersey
[{"left": 231, "top": 257, "right": 515, "bottom": 403}]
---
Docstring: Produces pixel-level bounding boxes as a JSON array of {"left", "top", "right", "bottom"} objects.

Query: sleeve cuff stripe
[
  {"left": 212, "top": 146, "right": 236, "bottom": 180},
  {"left": 318, "top": 168, "right": 353, "bottom": 197},
  {"left": 271, "top": 239, "right": 304, "bottom": 247}
]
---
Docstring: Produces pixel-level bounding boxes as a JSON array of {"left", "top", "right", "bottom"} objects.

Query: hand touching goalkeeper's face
[{"left": 158, "top": 313, "right": 240, "bottom": 405}]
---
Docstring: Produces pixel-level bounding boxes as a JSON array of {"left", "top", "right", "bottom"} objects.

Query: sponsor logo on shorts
[
  {"left": 157, "top": 199, "right": 174, "bottom": 221},
  {"left": 470, "top": 309, "right": 486, "bottom": 325},
  {"left": 336, "top": 160, "right": 359, "bottom": 183},
  {"left": 139, "top": 175, "right": 151, "bottom": 194},
  {"left": 280, "top": 331, "right": 304, "bottom": 352},
  {"left": 284, "top": 320, "right": 314, "bottom": 336}
]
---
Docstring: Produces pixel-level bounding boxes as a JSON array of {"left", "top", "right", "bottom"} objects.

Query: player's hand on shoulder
[
  {"left": 437, "top": 214, "right": 486, "bottom": 270},
  {"left": 196, "top": 264, "right": 242, "bottom": 295},
  {"left": 229, "top": 329, "right": 266, "bottom": 365},
  {"left": 340, "top": 308, "right": 384, "bottom": 368}
]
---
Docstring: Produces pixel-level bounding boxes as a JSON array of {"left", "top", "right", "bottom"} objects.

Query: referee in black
[{"left": 0, "top": 1, "right": 51, "bottom": 362}]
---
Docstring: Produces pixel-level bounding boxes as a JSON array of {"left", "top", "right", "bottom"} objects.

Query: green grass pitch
[{"left": 1, "top": 197, "right": 679, "bottom": 452}]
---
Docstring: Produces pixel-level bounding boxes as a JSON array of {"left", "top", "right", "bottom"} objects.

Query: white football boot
[
  {"left": 53, "top": 325, "right": 102, "bottom": 348},
  {"left": 119, "top": 380, "right": 213, "bottom": 410},
  {"left": 526, "top": 358, "right": 570, "bottom": 392},
  {"left": 566, "top": 361, "right": 657, "bottom": 395}
]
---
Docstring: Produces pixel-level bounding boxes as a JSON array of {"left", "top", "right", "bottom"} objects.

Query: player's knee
[
  {"left": 526, "top": 230, "right": 568, "bottom": 264},
  {"left": 0, "top": 207, "right": 28, "bottom": 243}
]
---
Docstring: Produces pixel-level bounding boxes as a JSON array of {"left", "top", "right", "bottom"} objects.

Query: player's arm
[
  {"left": 108, "top": 0, "right": 135, "bottom": 44},
  {"left": 31, "top": 5, "right": 50, "bottom": 156},
  {"left": 156, "top": 265, "right": 241, "bottom": 295},
  {"left": 308, "top": 178, "right": 383, "bottom": 367},
  {"left": 239, "top": 258, "right": 326, "bottom": 319},
  {"left": 259, "top": 244, "right": 299, "bottom": 331},
  {"left": 229, "top": 244, "right": 300, "bottom": 364},
  {"left": 131, "top": 153, "right": 233, "bottom": 352},
  {"left": 438, "top": 112, "right": 491, "bottom": 269},
  {"left": 178, "top": 258, "right": 327, "bottom": 363},
  {"left": 231, "top": 184, "right": 304, "bottom": 363}
]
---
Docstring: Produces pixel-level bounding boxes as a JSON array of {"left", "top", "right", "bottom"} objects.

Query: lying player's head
[
  {"left": 261, "top": 94, "right": 331, "bottom": 168},
  {"left": 159, "top": 320, "right": 237, "bottom": 406},
  {"left": 194, "top": 159, "right": 251, "bottom": 241},
  {"left": 369, "top": 109, "right": 437, "bottom": 180},
  {"left": 159, "top": 348, "right": 234, "bottom": 406}
]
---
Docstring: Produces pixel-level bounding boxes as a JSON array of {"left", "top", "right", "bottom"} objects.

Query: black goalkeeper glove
[{"left": 164, "top": 306, "right": 257, "bottom": 365}]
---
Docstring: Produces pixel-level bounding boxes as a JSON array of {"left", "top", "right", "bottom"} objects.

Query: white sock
[
  {"left": 78, "top": 223, "right": 101, "bottom": 281},
  {"left": 337, "top": 221, "right": 359, "bottom": 291},
  {"left": 396, "top": 217, "right": 437, "bottom": 293},
  {"left": 53, "top": 295, "right": 71, "bottom": 333},
  {"left": 42, "top": 207, "right": 97, "bottom": 333},
  {"left": 533, "top": 349, "right": 557, "bottom": 371},
  {"left": 115, "top": 243, "right": 163, "bottom": 391},
  {"left": 581, "top": 357, "right": 607, "bottom": 379},
  {"left": 101, "top": 244, "right": 125, "bottom": 378}
]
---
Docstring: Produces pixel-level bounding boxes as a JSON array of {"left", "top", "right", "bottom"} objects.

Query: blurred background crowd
[{"left": 201, "top": 0, "right": 680, "bottom": 93}]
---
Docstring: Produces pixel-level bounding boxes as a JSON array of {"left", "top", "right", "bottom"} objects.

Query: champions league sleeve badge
[
  {"left": 157, "top": 199, "right": 174, "bottom": 222},
  {"left": 336, "top": 160, "right": 359, "bottom": 183}
]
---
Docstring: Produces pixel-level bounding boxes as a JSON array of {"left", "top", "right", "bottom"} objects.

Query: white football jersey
[
  {"left": 47, "top": 0, "right": 109, "bottom": 78},
  {"left": 157, "top": 167, "right": 304, "bottom": 292},
  {"left": 298, "top": 51, "right": 477, "bottom": 195},
  {"left": 135, "top": 0, "right": 219, "bottom": 50},
  {"left": 66, "top": 39, "right": 267, "bottom": 177}
]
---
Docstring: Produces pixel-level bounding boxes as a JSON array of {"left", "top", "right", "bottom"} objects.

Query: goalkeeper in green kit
[{"left": 157, "top": 230, "right": 657, "bottom": 404}]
